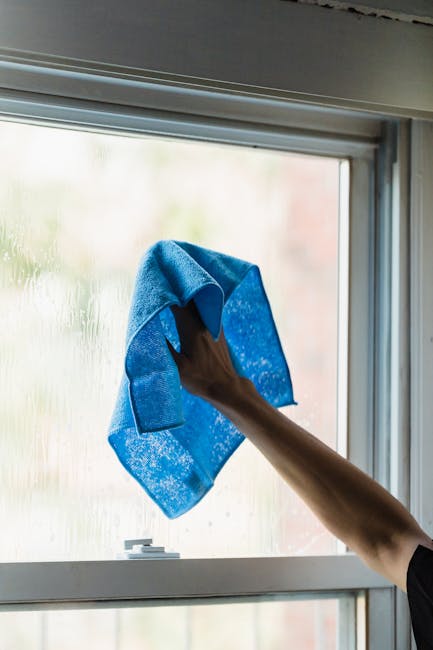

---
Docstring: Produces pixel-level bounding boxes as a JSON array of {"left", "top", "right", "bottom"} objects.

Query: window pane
[
  {"left": 0, "top": 120, "right": 343, "bottom": 560},
  {"left": 0, "top": 595, "right": 358, "bottom": 650}
]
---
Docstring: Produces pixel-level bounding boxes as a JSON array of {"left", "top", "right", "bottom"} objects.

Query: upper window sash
[{"left": 0, "top": 90, "right": 393, "bottom": 645}]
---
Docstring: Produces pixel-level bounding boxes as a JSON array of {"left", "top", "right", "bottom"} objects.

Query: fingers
[
  {"left": 170, "top": 299, "right": 206, "bottom": 356},
  {"left": 170, "top": 299, "right": 205, "bottom": 331}
]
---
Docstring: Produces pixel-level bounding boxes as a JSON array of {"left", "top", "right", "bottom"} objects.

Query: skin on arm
[{"left": 166, "top": 300, "right": 433, "bottom": 594}]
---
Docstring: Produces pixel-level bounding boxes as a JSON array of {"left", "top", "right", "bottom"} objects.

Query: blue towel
[{"left": 108, "top": 240, "right": 296, "bottom": 519}]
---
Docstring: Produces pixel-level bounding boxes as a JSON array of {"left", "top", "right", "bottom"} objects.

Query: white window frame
[
  {"left": 0, "top": 79, "right": 395, "bottom": 650},
  {"left": 1, "top": 4, "right": 432, "bottom": 645},
  {"left": 409, "top": 122, "right": 433, "bottom": 649}
]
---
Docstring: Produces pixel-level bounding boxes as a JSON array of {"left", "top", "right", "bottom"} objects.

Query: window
[
  {"left": 0, "top": 120, "right": 343, "bottom": 562},
  {"left": 1, "top": 599, "right": 345, "bottom": 650},
  {"left": 0, "top": 40, "right": 416, "bottom": 650}
]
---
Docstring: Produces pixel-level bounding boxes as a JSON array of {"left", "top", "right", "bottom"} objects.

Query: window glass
[
  {"left": 0, "top": 120, "right": 343, "bottom": 560},
  {"left": 0, "top": 596, "right": 350, "bottom": 650}
]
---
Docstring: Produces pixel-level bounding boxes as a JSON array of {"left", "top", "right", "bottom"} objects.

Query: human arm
[{"left": 166, "top": 300, "right": 433, "bottom": 593}]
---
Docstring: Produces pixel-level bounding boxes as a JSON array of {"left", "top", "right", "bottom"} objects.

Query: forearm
[
  {"left": 167, "top": 301, "right": 431, "bottom": 591},
  {"left": 208, "top": 377, "right": 426, "bottom": 559}
]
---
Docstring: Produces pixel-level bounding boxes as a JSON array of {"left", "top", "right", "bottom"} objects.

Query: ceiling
[{"left": 289, "top": 0, "right": 433, "bottom": 25}]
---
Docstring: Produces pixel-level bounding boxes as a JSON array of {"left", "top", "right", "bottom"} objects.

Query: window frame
[
  {"left": 0, "top": 60, "right": 424, "bottom": 649},
  {"left": 409, "top": 121, "right": 433, "bottom": 649}
]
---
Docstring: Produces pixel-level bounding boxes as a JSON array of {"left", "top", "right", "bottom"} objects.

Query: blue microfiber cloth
[{"left": 108, "top": 240, "right": 296, "bottom": 518}]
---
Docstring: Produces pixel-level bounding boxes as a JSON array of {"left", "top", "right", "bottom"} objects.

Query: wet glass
[{"left": 0, "top": 120, "right": 343, "bottom": 560}]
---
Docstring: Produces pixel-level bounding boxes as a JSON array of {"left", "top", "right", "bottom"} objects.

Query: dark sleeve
[{"left": 407, "top": 541, "right": 433, "bottom": 649}]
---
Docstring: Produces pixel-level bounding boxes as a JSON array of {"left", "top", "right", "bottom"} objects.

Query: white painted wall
[{"left": 0, "top": 1, "right": 433, "bottom": 117}]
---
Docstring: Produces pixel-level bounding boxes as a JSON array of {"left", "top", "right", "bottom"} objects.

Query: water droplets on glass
[{"left": 0, "top": 120, "right": 341, "bottom": 562}]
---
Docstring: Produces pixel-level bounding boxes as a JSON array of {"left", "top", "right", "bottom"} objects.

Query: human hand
[{"left": 165, "top": 299, "right": 243, "bottom": 402}]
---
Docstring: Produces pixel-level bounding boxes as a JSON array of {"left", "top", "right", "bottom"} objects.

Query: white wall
[{"left": 0, "top": 1, "right": 432, "bottom": 117}]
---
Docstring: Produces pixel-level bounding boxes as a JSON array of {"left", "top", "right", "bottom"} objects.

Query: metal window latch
[{"left": 117, "top": 538, "right": 180, "bottom": 560}]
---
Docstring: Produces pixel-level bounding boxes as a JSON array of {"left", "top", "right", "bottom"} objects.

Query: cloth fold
[{"left": 108, "top": 239, "right": 296, "bottom": 518}]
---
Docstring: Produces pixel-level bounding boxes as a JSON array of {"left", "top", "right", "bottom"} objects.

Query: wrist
[{"left": 206, "top": 375, "right": 257, "bottom": 412}]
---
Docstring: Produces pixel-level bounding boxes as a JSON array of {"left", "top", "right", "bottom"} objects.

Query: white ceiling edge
[{"left": 0, "top": 1, "right": 432, "bottom": 118}]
